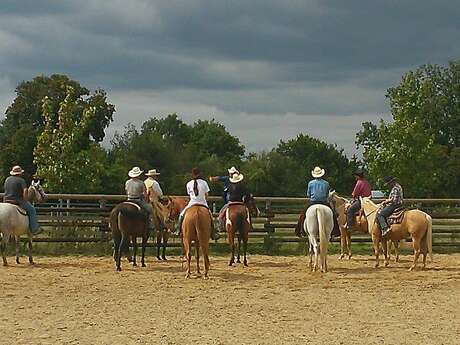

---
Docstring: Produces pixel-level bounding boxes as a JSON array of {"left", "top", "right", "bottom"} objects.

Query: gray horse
[{"left": 0, "top": 185, "right": 45, "bottom": 266}]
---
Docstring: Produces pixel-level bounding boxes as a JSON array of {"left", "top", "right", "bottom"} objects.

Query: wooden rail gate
[{"left": 9, "top": 194, "right": 460, "bottom": 251}]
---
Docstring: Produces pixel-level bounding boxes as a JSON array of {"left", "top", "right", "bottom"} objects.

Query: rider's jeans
[
  {"left": 20, "top": 201, "right": 40, "bottom": 233},
  {"left": 376, "top": 203, "right": 400, "bottom": 231}
]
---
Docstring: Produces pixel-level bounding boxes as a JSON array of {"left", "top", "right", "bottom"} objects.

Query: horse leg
[
  {"left": 15, "top": 236, "right": 20, "bottom": 264},
  {"left": 313, "top": 242, "right": 319, "bottom": 272},
  {"left": 372, "top": 232, "right": 380, "bottom": 268},
  {"left": 409, "top": 238, "right": 421, "bottom": 271},
  {"left": 228, "top": 229, "right": 235, "bottom": 266},
  {"left": 308, "top": 243, "right": 313, "bottom": 271},
  {"left": 116, "top": 234, "right": 126, "bottom": 271},
  {"left": 346, "top": 232, "right": 352, "bottom": 260},
  {"left": 382, "top": 239, "right": 390, "bottom": 267},
  {"left": 1, "top": 234, "right": 9, "bottom": 266},
  {"left": 27, "top": 234, "right": 34, "bottom": 265},
  {"left": 394, "top": 240, "right": 400, "bottom": 262},
  {"left": 162, "top": 232, "right": 169, "bottom": 260},
  {"left": 156, "top": 230, "right": 162, "bottom": 260},
  {"left": 243, "top": 232, "right": 248, "bottom": 267},
  {"left": 236, "top": 236, "right": 241, "bottom": 264},
  {"left": 196, "top": 242, "right": 201, "bottom": 277},
  {"left": 132, "top": 237, "right": 138, "bottom": 267},
  {"left": 339, "top": 231, "right": 345, "bottom": 260},
  {"left": 141, "top": 235, "right": 147, "bottom": 267}
]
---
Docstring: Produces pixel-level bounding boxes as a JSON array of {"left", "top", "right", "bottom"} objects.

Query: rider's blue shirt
[{"left": 307, "top": 178, "right": 330, "bottom": 202}]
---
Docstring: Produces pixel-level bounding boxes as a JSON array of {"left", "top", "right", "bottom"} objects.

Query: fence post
[{"left": 263, "top": 199, "right": 274, "bottom": 254}]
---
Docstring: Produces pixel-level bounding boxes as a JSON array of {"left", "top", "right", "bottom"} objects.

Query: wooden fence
[{"left": 10, "top": 193, "right": 459, "bottom": 251}]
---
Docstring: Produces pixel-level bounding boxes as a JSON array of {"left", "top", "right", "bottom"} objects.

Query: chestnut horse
[
  {"left": 109, "top": 202, "right": 150, "bottom": 271},
  {"left": 182, "top": 205, "right": 212, "bottom": 279},
  {"left": 226, "top": 195, "right": 259, "bottom": 267},
  {"left": 360, "top": 197, "right": 432, "bottom": 271}
]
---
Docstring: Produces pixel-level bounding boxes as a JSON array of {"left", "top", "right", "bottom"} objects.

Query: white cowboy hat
[
  {"left": 311, "top": 166, "right": 325, "bottom": 178},
  {"left": 228, "top": 166, "right": 238, "bottom": 174},
  {"left": 128, "top": 166, "right": 143, "bottom": 178},
  {"left": 145, "top": 169, "right": 160, "bottom": 176},
  {"left": 229, "top": 172, "right": 244, "bottom": 183},
  {"left": 10, "top": 165, "right": 24, "bottom": 176}
]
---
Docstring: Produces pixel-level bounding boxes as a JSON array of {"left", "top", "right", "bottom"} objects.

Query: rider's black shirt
[
  {"left": 228, "top": 182, "right": 249, "bottom": 202},
  {"left": 3, "top": 176, "right": 27, "bottom": 204}
]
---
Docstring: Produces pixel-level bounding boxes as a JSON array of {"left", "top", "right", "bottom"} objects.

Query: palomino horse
[
  {"left": 27, "top": 184, "right": 46, "bottom": 203},
  {"left": 226, "top": 195, "right": 259, "bottom": 266},
  {"left": 303, "top": 203, "right": 334, "bottom": 272},
  {"left": 109, "top": 202, "right": 150, "bottom": 271},
  {"left": 181, "top": 205, "right": 212, "bottom": 279},
  {"left": 0, "top": 204, "right": 34, "bottom": 266},
  {"left": 360, "top": 197, "right": 432, "bottom": 271},
  {"left": 330, "top": 192, "right": 401, "bottom": 261}
]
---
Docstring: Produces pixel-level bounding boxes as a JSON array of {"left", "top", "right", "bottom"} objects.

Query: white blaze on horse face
[
  {"left": 225, "top": 208, "right": 232, "bottom": 227},
  {"left": 246, "top": 207, "right": 251, "bottom": 224}
]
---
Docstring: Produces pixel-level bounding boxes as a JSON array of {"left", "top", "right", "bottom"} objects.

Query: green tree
[
  {"left": 357, "top": 61, "right": 460, "bottom": 197},
  {"left": 0, "top": 74, "right": 114, "bottom": 182},
  {"left": 33, "top": 87, "right": 109, "bottom": 193}
]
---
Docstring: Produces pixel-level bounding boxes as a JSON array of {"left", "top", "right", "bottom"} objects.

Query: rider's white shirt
[{"left": 186, "top": 179, "right": 210, "bottom": 207}]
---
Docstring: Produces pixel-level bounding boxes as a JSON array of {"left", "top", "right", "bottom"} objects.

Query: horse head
[
  {"left": 243, "top": 194, "right": 260, "bottom": 218},
  {"left": 27, "top": 184, "right": 46, "bottom": 203}
]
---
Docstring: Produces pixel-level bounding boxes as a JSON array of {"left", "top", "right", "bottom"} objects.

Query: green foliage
[
  {"left": 33, "top": 86, "right": 110, "bottom": 193},
  {"left": 0, "top": 74, "right": 115, "bottom": 183},
  {"left": 357, "top": 61, "right": 460, "bottom": 197}
]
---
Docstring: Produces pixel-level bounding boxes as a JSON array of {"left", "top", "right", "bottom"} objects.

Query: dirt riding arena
[{"left": 1, "top": 253, "right": 459, "bottom": 345}]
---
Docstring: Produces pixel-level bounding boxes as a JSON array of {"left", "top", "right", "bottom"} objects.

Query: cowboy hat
[
  {"left": 228, "top": 166, "right": 239, "bottom": 174},
  {"left": 229, "top": 172, "right": 244, "bottom": 183},
  {"left": 311, "top": 166, "right": 325, "bottom": 178},
  {"left": 10, "top": 165, "right": 24, "bottom": 176},
  {"left": 128, "top": 166, "right": 143, "bottom": 178},
  {"left": 145, "top": 169, "right": 160, "bottom": 176},
  {"left": 384, "top": 176, "right": 396, "bottom": 185}
]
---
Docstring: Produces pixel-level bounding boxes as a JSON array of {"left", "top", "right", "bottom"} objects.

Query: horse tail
[
  {"left": 235, "top": 211, "right": 245, "bottom": 238},
  {"left": 425, "top": 213, "right": 433, "bottom": 262}
]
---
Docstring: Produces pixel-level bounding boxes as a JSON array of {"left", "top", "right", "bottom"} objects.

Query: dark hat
[
  {"left": 191, "top": 167, "right": 202, "bottom": 179},
  {"left": 384, "top": 176, "right": 396, "bottom": 185},
  {"left": 354, "top": 168, "right": 365, "bottom": 177}
]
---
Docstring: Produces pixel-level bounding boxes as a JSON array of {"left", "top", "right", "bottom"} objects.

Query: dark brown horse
[
  {"left": 226, "top": 195, "right": 259, "bottom": 266},
  {"left": 109, "top": 202, "right": 150, "bottom": 271}
]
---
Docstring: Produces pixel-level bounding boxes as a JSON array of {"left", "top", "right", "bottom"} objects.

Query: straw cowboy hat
[
  {"left": 10, "top": 165, "right": 24, "bottom": 176},
  {"left": 229, "top": 172, "right": 244, "bottom": 183},
  {"left": 227, "top": 166, "right": 239, "bottom": 175},
  {"left": 311, "top": 166, "right": 325, "bottom": 178},
  {"left": 145, "top": 169, "right": 160, "bottom": 177},
  {"left": 128, "top": 166, "right": 143, "bottom": 178}
]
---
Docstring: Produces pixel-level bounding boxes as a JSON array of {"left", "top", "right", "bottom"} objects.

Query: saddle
[
  {"left": 123, "top": 200, "right": 143, "bottom": 212},
  {"left": 387, "top": 207, "right": 407, "bottom": 225}
]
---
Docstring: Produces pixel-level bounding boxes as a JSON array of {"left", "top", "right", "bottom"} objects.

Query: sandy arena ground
[{"left": 0, "top": 253, "right": 459, "bottom": 345}]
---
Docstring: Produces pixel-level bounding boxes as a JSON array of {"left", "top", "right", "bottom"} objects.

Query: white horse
[
  {"left": 0, "top": 203, "right": 34, "bottom": 266},
  {"left": 303, "top": 202, "right": 334, "bottom": 272}
]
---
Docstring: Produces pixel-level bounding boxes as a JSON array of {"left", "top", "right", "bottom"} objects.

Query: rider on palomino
[
  {"left": 376, "top": 176, "right": 403, "bottom": 237},
  {"left": 345, "top": 168, "right": 372, "bottom": 231},
  {"left": 144, "top": 168, "right": 167, "bottom": 230},
  {"left": 3, "top": 165, "right": 41, "bottom": 234},
  {"left": 125, "top": 166, "right": 154, "bottom": 230},
  {"left": 174, "top": 167, "right": 220, "bottom": 240},
  {"left": 209, "top": 166, "right": 239, "bottom": 204}
]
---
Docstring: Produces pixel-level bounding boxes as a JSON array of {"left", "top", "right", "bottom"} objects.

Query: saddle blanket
[{"left": 388, "top": 207, "right": 407, "bottom": 225}]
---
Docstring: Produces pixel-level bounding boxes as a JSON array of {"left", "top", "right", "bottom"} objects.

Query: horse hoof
[
  {"left": 162, "top": 256, "right": 167, "bottom": 261},
  {"left": 339, "top": 255, "right": 344, "bottom": 260},
  {"left": 185, "top": 273, "right": 191, "bottom": 279},
  {"left": 156, "top": 256, "right": 162, "bottom": 261},
  {"left": 29, "top": 261, "right": 35, "bottom": 265},
  {"left": 203, "top": 275, "right": 209, "bottom": 280},
  {"left": 133, "top": 263, "right": 137, "bottom": 267},
  {"left": 142, "top": 263, "right": 146, "bottom": 267},
  {"left": 236, "top": 260, "right": 241, "bottom": 264},
  {"left": 126, "top": 256, "right": 133, "bottom": 263},
  {"left": 243, "top": 261, "right": 248, "bottom": 267},
  {"left": 116, "top": 267, "right": 121, "bottom": 272},
  {"left": 385, "top": 262, "right": 390, "bottom": 267},
  {"left": 408, "top": 266, "right": 415, "bottom": 272},
  {"left": 16, "top": 259, "right": 20, "bottom": 265},
  {"left": 229, "top": 262, "right": 233, "bottom": 266}
]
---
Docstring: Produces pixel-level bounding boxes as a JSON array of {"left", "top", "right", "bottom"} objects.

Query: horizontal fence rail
[{"left": 1, "top": 193, "right": 459, "bottom": 251}]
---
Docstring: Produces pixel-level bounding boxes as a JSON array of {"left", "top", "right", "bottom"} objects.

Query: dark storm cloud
[{"left": 0, "top": 1, "right": 459, "bottom": 154}]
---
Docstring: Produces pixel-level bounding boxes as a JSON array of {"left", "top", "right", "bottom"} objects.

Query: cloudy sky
[{"left": 0, "top": 1, "right": 459, "bottom": 156}]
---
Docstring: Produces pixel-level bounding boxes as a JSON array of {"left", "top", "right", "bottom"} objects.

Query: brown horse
[
  {"left": 360, "top": 197, "right": 432, "bottom": 271},
  {"left": 181, "top": 205, "right": 212, "bottom": 279},
  {"left": 109, "top": 202, "right": 150, "bottom": 271},
  {"left": 226, "top": 195, "right": 259, "bottom": 267}
]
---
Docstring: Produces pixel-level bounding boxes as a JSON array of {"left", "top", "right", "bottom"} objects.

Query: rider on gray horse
[
  {"left": 3, "top": 165, "right": 41, "bottom": 234},
  {"left": 125, "top": 166, "right": 154, "bottom": 230}
]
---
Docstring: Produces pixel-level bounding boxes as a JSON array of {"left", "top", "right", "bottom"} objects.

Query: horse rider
[
  {"left": 216, "top": 171, "right": 251, "bottom": 230},
  {"left": 30, "top": 174, "right": 46, "bottom": 201},
  {"left": 125, "top": 166, "right": 154, "bottom": 230},
  {"left": 345, "top": 168, "right": 372, "bottom": 231},
  {"left": 304, "top": 166, "right": 340, "bottom": 236},
  {"left": 376, "top": 176, "right": 403, "bottom": 237},
  {"left": 144, "top": 168, "right": 167, "bottom": 230},
  {"left": 174, "top": 167, "right": 219, "bottom": 240},
  {"left": 209, "top": 166, "right": 239, "bottom": 204},
  {"left": 3, "top": 165, "right": 41, "bottom": 234}
]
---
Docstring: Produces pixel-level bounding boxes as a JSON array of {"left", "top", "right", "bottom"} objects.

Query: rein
[{"left": 362, "top": 207, "right": 377, "bottom": 219}]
